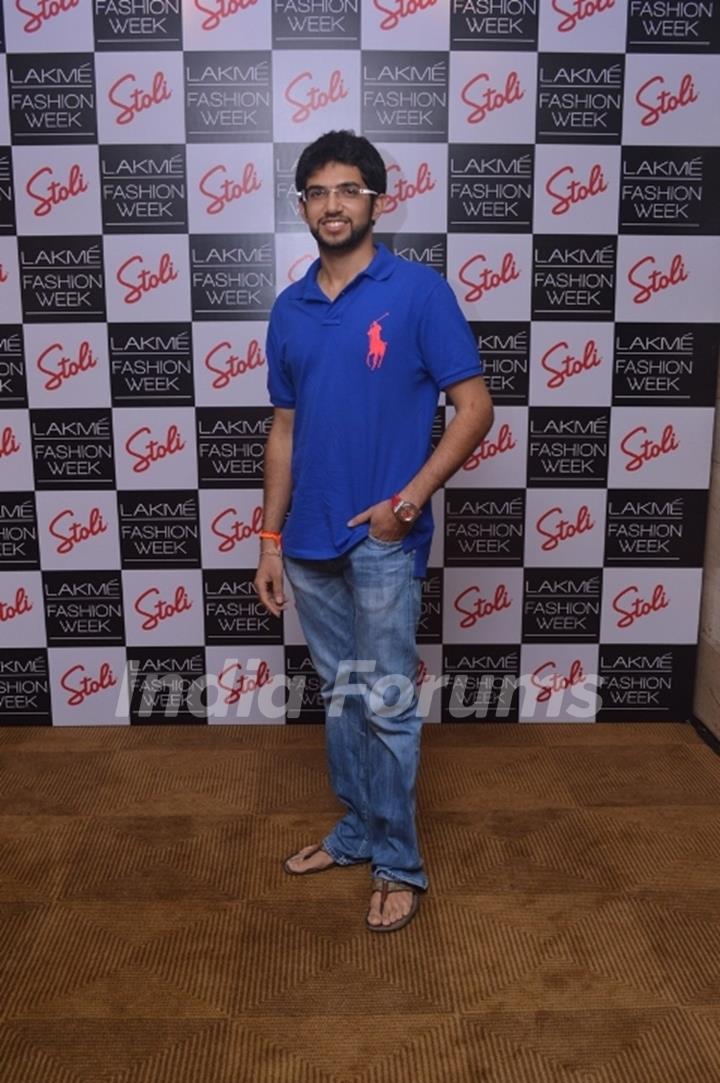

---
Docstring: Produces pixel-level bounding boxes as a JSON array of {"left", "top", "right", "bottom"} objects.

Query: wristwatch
[{"left": 390, "top": 493, "right": 420, "bottom": 525}]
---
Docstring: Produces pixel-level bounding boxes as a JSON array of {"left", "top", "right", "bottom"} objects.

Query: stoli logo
[
  {"left": 194, "top": 0, "right": 258, "bottom": 32},
  {"left": 116, "top": 252, "right": 178, "bottom": 305},
  {"left": 612, "top": 584, "right": 669, "bottom": 629},
  {"left": 25, "top": 164, "right": 87, "bottom": 218},
  {"left": 373, "top": 0, "right": 438, "bottom": 31},
  {"left": 0, "top": 265, "right": 7, "bottom": 283},
  {"left": 16, "top": 0, "right": 79, "bottom": 34},
  {"left": 36, "top": 340, "right": 98, "bottom": 392},
  {"left": 218, "top": 659, "right": 271, "bottom": 705},
  {"left": 108, "top": 71, "right": 172, "bottom": 127},
  {"left": 288, "top": 254, "right": 313, "bottom": 282},
  {"left": 49, "top": 506, "right": 108, "bottom": 555},
  {"left": 551, "top": 0, "right": 615, "bottom": 33},
  {"left": 382, "top": 162, "right": 436, "bottom": 216},
  {"left": 0, "top": 426, "right": 21, "bottom": 459},
  {"left": 459, "top": 252, "right": 520, "bottom": 303},
  {"left": 536, "top": 504, "right": 594, "bottom": 551},
  {"left": 461, "top": 71, "right": 524, "bottom": 125},
  {"left": 635, "top": 73, "right": 698, "bottom": 127},
  {"left": 464, "top": 423, "right": 516, "bottom": 470},
  {"left": 204, "top": 338, "right": 265, "bottom": 390},
  {"left": 284, "top": 69, "right": 348, "bottom": 125},
  {"left": 453, "top": 584, "right": 512, "bottom": 629},
  {"left": 545, "top": 163, "right": 607, "bottom": 216},
  {"left": 60, "top": 661, "right": 117, "bottom": 707},
  {"left": 199, "top": 163, "right": 261, "bottom": 216},
  {"left": 532, "top": 659, "right": 585, "bottom": 703},
  {"left": 0, "top": 586, "right": 33, "bottom": 623},
  {"left": 541, "top": 339, "right": 603, "bottom": 390},
  {"left": 125, "top": 424, "right": 185, "bottom": 473},
  {"left": 134, "top": 585, "right": 192, "bottom": 632},
  {"left": 627, "top": 254, "right": 688, "bottom": 305},
  {"left": 211, "top": 504, "right": 263, "bottom": 553},
  {"left": 620, "top": 423, "right": 680, "bottom": 473}
]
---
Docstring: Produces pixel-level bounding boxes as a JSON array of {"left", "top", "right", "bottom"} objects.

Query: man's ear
[{"left": 371, "top": 192, "right": 388, "bottom": 222}]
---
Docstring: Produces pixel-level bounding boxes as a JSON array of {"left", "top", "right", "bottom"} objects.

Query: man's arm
[
  {"left": 254, "top": 407, "right": 294, "bottom": 616},
  {"left": 348, "top": 375, "right": 494, "bottom": 540}
]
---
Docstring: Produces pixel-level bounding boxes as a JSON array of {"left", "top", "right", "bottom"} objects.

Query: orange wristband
[{"left": 259, "top": 530, "right": 282, "bottom": 547}]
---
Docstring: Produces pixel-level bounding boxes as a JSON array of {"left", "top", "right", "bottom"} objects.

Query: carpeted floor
[{"left": 0, "top": 721, "right": 719, "bottom": 1083}]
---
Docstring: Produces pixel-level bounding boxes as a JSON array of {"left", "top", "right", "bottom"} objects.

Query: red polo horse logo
[{"left": 366, "top": 312, "right": 389, "bottom": 370}]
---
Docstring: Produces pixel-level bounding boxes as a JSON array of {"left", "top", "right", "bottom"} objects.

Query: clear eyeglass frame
[{"left": 296, "top": 183, "right": 379, "bottom": 204}]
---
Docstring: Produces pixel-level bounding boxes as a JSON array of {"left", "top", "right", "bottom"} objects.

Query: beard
[{"left": 309, "top": 209, "right": 374, "bottom": 253}]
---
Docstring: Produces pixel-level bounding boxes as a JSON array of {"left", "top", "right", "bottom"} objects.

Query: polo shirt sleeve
[
  {"left": 265, "top": 307, "right": 296, "bottom": 408},
  {"left": 418, "top": 278, "right": 483, "bottom": 391}
]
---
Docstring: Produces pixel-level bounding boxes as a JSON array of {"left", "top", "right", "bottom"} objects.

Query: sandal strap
[{"left": 370, "top": 877, "right": 417, "bottom": 894}]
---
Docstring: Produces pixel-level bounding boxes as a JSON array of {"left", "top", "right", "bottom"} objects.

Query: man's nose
[{"left": 325, "top": 188, "right": 342, "bottom": 210}]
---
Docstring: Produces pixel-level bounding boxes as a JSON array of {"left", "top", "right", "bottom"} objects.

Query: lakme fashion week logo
[
  {"left": 448, "top": 147, "right": 533, "bottom": 232},
  {"left": 7, "top": 55, "right": 97, "bottom": 144},
  {"left": 184, "top": 53, "right": 272, "bottom": 142},
  {"left": 0, "top": 496, "right": 39, "bottom": 569},
  {"left": 450, "top": 0, "right": 539, "bottom": 50},
  {"left": 118, "top": 493, "right": 201, "bottom": 567},
  {"left": 100, "top": 147, "right": 188, "bottom": 234},
  {"left": 108, "top": 325, "right": 194, "bottom": 406},
  {"left": 0, "top": 329, "right": 27, "bottom": 407},
  {"left": 619, "top": 149, "right": 717, "bottom": 235},
  {"left": 362, "top": 53, "right": 448, "bottom": 141},
  {"left": 445, "top": 491, "right": 525, "bottom": 565},
  {"left": 272, "top": 0, "right": 360, "bottom": 47},
  {"left": 93, "top": 0, "right": 183, "bottom": 50},
  {"left": 19, "top": 237, "right": 106, "bottom": 322},
  {"left": 43, "top": 572, "right": 124, "bottom": 646},
  {"left": 190, "top": 235, "right": 275, "bottom": 320},
  {"left": 537, "top": 55, "right": 623, "bottom": 142},
  {"left": 627, "top": 0, "right": 719, "bottom": 50}
]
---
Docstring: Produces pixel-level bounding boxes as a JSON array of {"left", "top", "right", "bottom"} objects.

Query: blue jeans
[{"left": 284, "top": 536, "right": 428, "bottom": 892}]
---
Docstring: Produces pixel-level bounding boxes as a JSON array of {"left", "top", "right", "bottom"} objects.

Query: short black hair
[{"left": 295, "top": 130, "right": 387, "bottom": 196}]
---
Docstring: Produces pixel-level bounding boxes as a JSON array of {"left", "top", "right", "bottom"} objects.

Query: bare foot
[
  {"left": 367, "top": 885, "right": 415, "bottom": 928},
  {"left": 284, "top": 844, "right": 335, "bottom": 874}
]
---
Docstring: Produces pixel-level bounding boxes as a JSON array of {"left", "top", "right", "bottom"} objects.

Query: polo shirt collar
[{"left": 301, "top": 242, "right": 395, "bottom": 301}]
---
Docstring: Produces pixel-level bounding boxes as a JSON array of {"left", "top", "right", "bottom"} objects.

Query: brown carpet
[{"left": 0, "top": 722, "right": 719, "bottom": 1083}]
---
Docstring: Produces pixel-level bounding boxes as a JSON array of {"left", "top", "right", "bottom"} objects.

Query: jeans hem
[
  {"left": 371, "top": 867, "right": 429, "bottom": 893},
  {"left": 322, "top": 836, "right": 371, "bottom": 866}
]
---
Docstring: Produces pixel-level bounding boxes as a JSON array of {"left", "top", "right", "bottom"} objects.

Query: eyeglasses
[{"left": 298, "top": 183, "right": 378, "bottom": 204}]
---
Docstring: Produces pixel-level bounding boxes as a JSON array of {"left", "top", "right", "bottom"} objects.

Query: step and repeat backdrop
[{"left": 0, "top": 0, "right": 719, "bottom": 725}]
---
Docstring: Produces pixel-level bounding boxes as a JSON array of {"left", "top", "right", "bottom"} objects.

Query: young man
[{"left": 254, "top": 131, "right": 493, "bottom": 933}]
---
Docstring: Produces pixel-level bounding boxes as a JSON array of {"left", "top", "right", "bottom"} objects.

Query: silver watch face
[{"left": 396, "top": 501, "right": 417, "bottom": 523}]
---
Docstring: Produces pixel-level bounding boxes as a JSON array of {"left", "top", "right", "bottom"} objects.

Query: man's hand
[
  {"left": 253, "top": 553, "right": 288, "bottom": 617},
  {"left": 347, "top": 500, "right": 410, "bottom": 543}
]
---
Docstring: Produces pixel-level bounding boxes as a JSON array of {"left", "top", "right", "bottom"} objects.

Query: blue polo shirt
[{"left": 266, "top": 243, "right": 482, "bottom": 577}]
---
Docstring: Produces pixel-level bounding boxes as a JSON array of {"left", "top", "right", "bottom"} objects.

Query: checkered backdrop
[{"left": 1, "top": 0, "right": 719, "bottom": 726}]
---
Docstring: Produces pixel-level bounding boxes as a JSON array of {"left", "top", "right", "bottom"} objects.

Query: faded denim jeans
[{"left": 284, "top": 536, "right": 428, "bottom": 892}]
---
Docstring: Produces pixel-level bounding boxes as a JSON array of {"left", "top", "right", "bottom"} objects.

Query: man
[{"left": 254, "top": 130, "right": 493, "bottom": 933}]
